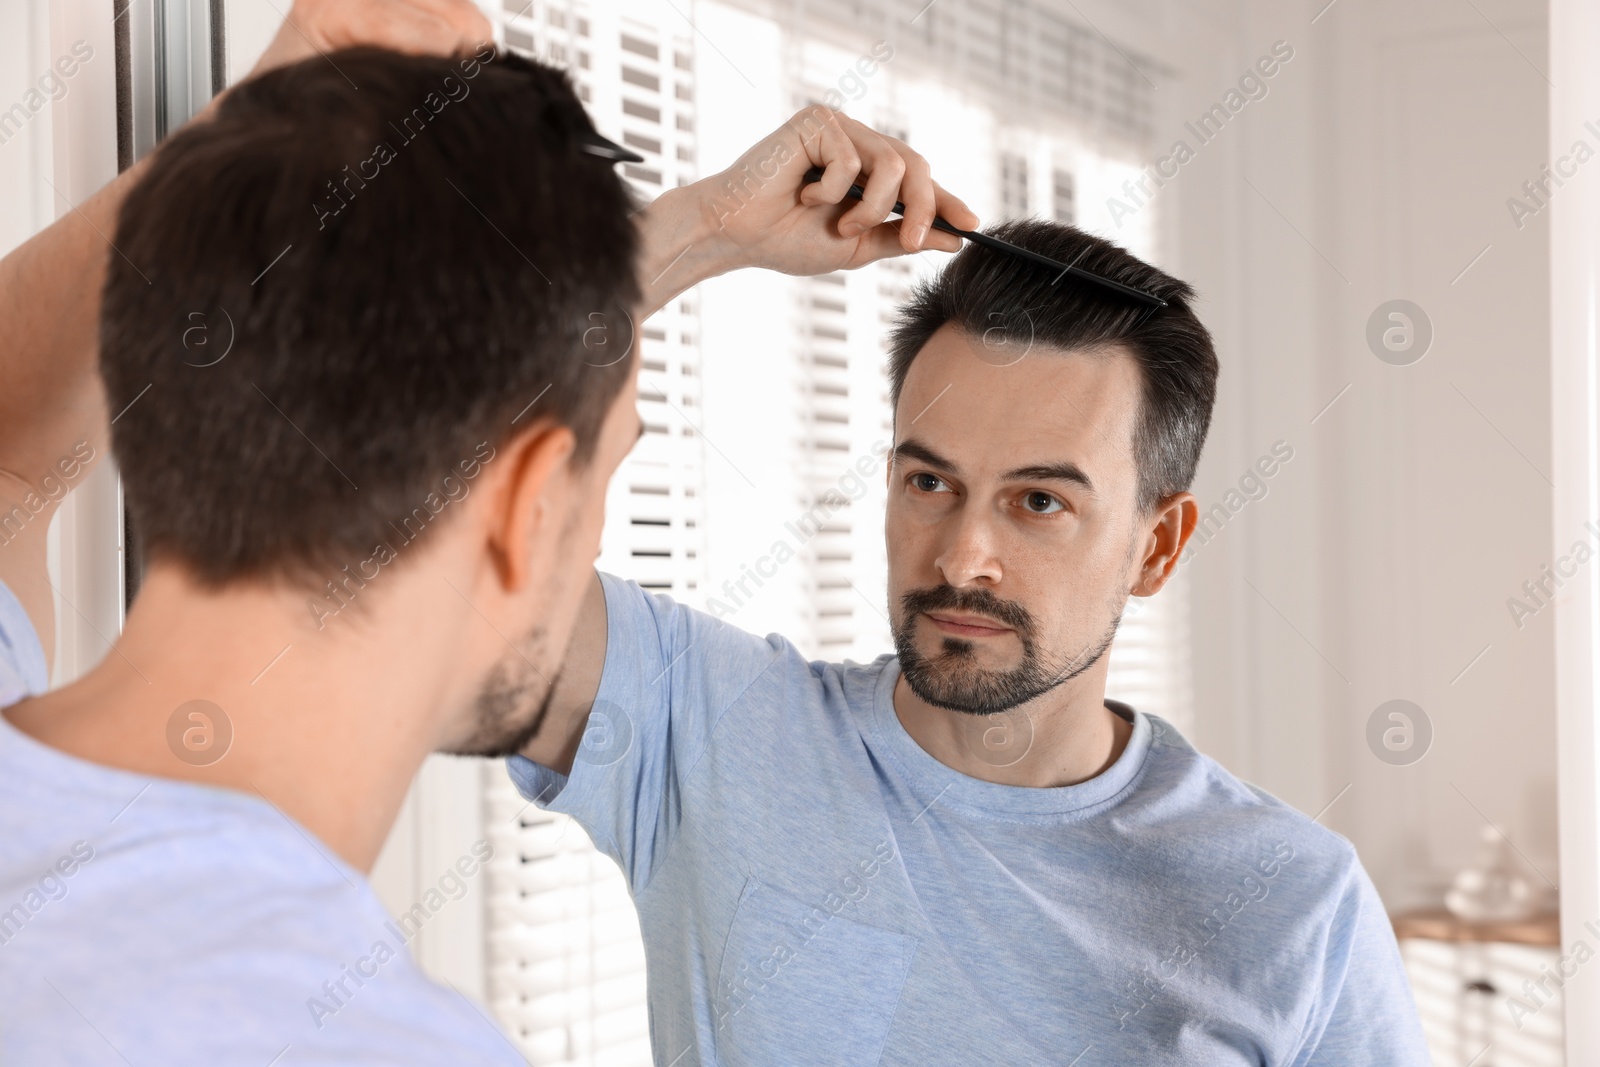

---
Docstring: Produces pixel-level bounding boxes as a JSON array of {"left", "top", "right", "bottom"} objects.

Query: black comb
[{"left": 802, "top": 164, "right": 1166, "bottom": 309}]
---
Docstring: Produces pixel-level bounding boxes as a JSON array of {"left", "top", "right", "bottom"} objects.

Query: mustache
[{"left": 899, "top": 585, "right": 1034, "bottom": 635}]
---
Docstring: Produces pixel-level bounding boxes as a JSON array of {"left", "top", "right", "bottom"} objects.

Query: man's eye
[
  {"left": 911, "top": 473, "right": 947, "bottom": 493},
  {"left": 1023, "top": 491, "right": 1064, "bottom": 514}
]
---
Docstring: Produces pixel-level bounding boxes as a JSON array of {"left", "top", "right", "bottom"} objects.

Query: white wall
[
  {"left": 1140, "top": 0, "right": 1558, "bottom": 917},
  {"left": 1547, "top": 0, "right": 1600, "bottom": 1057}
]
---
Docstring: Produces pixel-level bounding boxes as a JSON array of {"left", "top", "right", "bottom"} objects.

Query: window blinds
[{"left": 485, "top": 6, "right": 702, "bottom": 1063}]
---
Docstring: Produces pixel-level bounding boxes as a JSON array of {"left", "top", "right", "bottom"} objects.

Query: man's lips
[{"left": 923, "top": 611, "right": 1013, "bottom": 637}]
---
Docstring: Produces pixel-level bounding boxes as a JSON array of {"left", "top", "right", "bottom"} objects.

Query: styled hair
[
  {"left": 886, "top": 219, "right": 1219, "bottom": 513},
  {"left": 101, "top": 46, "right": 640, "bottom": 586}
]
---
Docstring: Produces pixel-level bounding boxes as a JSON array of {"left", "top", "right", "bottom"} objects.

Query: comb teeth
[{"left": 580, "top": 131, "right": 645, "bottom": 164}]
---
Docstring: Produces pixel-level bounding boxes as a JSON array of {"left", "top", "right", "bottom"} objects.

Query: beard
[
  {"left": 891, "top": 583, "right": 1120, "bottom": 716},
  {"left": 441, "top": 623, "right": 562, "bottom": 758}
]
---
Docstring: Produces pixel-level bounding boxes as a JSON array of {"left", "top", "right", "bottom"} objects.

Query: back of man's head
[
  {"left": 886, "top": 219, "right": 1218, "bottom": 514},
  {"left": 101, "top": 46, "right": 639, "bottom": 586}
]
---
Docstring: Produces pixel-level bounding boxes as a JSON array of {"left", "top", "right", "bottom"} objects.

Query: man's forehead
[{"left": 895, "top": 325, "right": 1142, "bottom": 470}]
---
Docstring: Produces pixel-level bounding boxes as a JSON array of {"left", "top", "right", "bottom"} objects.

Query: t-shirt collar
[{"left": 867, "top": 657, "right": 1154, "bottom": 820}]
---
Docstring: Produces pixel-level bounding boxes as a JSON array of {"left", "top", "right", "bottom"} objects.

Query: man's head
[
  {"left": 883, "top": 219, "right": 1217, "bottom": 715},
  {"left": 100, "top": 47, "right": 643, "bottom": 755}
]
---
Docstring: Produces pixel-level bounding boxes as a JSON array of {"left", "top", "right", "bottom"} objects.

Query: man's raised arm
[
  {"left": 0, "top": 163, "right": 141, "bottom": 669},
  {"left": 516, "top": 106, "right": 979, "bottom": 774},
  {"left": 0, "top": 0, "right": 491, "bottom": 669}
]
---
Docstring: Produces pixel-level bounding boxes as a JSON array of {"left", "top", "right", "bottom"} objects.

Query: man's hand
[
  {"left": 721, "top": 105, "right": 978, "bottom": 272},
  {"left": 637, "top": 106, "right": 979, "bottom": 315},
  {"left": 249, "top": 0, "right": 491, "bottom": 79}
]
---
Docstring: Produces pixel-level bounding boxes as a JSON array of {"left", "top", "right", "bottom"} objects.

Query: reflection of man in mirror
[
  {"left": 0, "top": 0, "right": 1425, "bottom": 1062},
  {"left": 517, "top": 229, "right": 1429, "bottom": 1062}
]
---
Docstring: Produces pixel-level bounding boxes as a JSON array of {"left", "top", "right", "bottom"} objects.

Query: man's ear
[
  {"left": 1131, "top": 491, "right": 1197, "bottom": 596},
  {"left": 484, "top": 420, "right": 578, "bottom": 591}
]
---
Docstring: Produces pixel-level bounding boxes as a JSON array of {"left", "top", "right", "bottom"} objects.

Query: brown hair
[
  {"left": 886, "top": 219, "right": 1219, "bottom": 512},
  {"left": 101, "top": 47, "right": 640, "bottom": 585}
]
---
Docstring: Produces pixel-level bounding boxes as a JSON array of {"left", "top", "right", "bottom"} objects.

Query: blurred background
[{"left": 3, "top": 0, "right": 1595, "bottom": 1064}]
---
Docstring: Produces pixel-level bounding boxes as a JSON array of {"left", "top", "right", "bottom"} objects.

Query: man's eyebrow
[
  {"left": 895, "top": 439, "right": 1097, "bottom": 494},
  {"left": 892, "top": 439, "right": 959, "bottom": 474},
  {"left": 1002, "top": 461, "right": 1096, "bottom": 494}
]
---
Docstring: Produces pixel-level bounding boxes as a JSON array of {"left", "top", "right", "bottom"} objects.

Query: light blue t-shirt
[
  {"left": 0, "top": 579, "right": 47, "bottom": 706},
  {"left": 0, "top": 581, "right": 525, "bottom": 1066},
  {"left": 509, "top": 572, "right": 1430, "bottom": 1066}
]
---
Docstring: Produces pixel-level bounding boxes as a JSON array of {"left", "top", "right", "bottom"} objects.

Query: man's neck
[
  {"left": 890, "top": 662, "right": 1132, "bottom": 789},
  {"left": 3, "top": 564, "right": 465, "bottom": 872}
]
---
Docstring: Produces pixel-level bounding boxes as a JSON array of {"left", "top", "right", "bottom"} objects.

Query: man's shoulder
[
  {"left": 1136, "top": 715, "right": 1361, "bottom": 885},
  {"left": 1, "top": 778, "right": 386, "bottom": 978},
  {"left": 1114, "top": 717, "right": 1421, "bottom": 1065},
  {"left": 0, "top": 785, "right": 520, "bottom": 1065}
]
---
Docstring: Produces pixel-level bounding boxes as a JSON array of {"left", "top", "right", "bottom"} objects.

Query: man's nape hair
[
  {"left": 101, "top": 46, "right": 640, "bottom": 588},
  {"left": 886, "top": 219, "right": 1218, "bottom": 514}
]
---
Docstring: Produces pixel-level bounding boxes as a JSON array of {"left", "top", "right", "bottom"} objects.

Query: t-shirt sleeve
[
  {"left": 505, "top": 571, "right": 783, "bottom": 891},
  {"left": 1291, "top": 864, "right": 1431, "bottom": 1066},
  {"left": 0, "top": 578, "right": 48, "bottom": 708}
]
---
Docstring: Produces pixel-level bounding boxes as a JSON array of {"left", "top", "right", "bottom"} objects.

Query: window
[
  {"left": 621, "top": 67, "right": 659, "bottom": 92},
  {"left": 484, "top": 786, "right": 653, "bottom": 1063},
  {"left": 623, "top": 132, "right": 661, "bottom": 155},
  {"left": 479, "top": 13, "right": 701, "bottom": 1061},
  {"left": 1000, "top": 151, "right": 1029, "bottom": 219},
  {"left": 621, "top": 99, "right": 660, "bottom": 123},
  {"left": 620, "top": 34, "right": 658, "bottom": 59},
  {"left": 1053, "top": 168, "right": 1076, "bottom": 225}
]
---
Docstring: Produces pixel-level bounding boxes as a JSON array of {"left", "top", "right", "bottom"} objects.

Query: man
[
  {"left": 0, "top": 2, "right": 969, "bottom": 1062},
  {"left": 510, "top": 226, "right": 1432, "bottom": 1059}
]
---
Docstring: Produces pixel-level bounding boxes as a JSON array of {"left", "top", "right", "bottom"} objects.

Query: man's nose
[{"left": 933, "top": 505, "right": 1003, "bottom": 588}]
